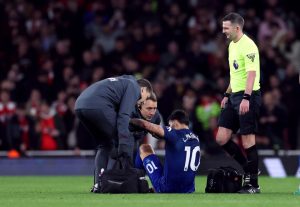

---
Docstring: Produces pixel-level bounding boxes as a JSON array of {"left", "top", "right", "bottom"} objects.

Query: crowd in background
[{"left": 0, "top": 0, "right": 299, "bottom": 156}]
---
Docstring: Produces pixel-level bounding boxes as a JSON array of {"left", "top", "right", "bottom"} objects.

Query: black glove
[{"left": 117, "top": 144, "right": 134, "bottom": 167}]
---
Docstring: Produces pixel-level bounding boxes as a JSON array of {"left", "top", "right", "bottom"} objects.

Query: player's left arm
[
  {"left": 240, "top": 71, "right": 256, "bottom": 115},
  {"left": 240, "top": 44, "right": 259, "bottom": 115},
  {"left": 130, "top": 118, "right": 164, "bottom": 138},
  {"left": 244, "top": 71, "right": 256, "bottom": 95}
]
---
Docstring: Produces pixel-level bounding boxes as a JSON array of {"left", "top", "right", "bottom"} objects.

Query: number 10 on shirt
[{"left": 184, "top": 146, "right": 201, "bottom": 171}]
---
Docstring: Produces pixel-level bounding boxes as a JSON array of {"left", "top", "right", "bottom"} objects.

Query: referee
[{"left": 216, "top": 13, "right": 261, "bottom": 194}]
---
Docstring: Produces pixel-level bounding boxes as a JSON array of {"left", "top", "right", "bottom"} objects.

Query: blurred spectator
[
  {"left": 137, "top": 42, "right": 160, "bottom": 65},
  {"left": 187, "top": 7, "right": 216, "bottom": 37},
  {"left": 278, "top": 28, "right": 300, "bottom": 70},
  {"left": 40, "top": 23, "right": 57, "bottom": 52},
  {"left": 65, "top": 75, "right": 82, "bottom": 96},
  {"left": 258, "top": 91, "right": 288, "bottom": 149},
  {"left": 93, "top": 20, "right": 124, "bottom": 54},
  {"left": 0, "top": 90, "right": 16, "bottom": 122},
  {"left": 182, "top": 88, "right": 197, "bottom": 114},
  {"left": 51, "top": 91, "right": 68, "bottom": 117},
  {"left": 91, "top": 66, "right": 105, "bottom": 83},
  {"left": 186, "top": 39, "right": 209, "bottom": 78},
  {"left": 107, "top": 36, "right": 128, "bottom": 75},
  {"left": 7, "top": 104, "right": 38, "bottom": 153},
  {"left": 0, "top": 0, "right": 298, "bottom": 152},
  {"left": 36, "top": 101, "right": 66, "bottom": 150},
  {"left": 26, "top": 89, "right": 42, "bottom": 119},
  {"left": 80, "top": 50, "right": 95, "bottom": 83},
  {"left": 243, "top": 8, "right": 260, "bottom": 39},
  {"left": 258, "top": 9, "right": 286, "bottom": 44},
  {"left": 0, "top": 90, "right": 16, "bottom": 150},
  {"left": 162, "top": 2, "right": 187, "bottom": 45},
  {"left": 194, "top": 93, "right": 221, "bottom": 154},
  {"left": 159, "top": 40, "right": 180, "bottom": 67},
  {"left": 281, "top": 64, "right": 300, "bottom": 149},
  {"left": 63, "top": 95, "right": 94, "bottom": 150},
  {"left": 35, "top": 58, "right": 56, "bottom": 102}
]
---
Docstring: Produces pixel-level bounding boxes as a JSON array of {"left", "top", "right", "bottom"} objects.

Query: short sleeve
[
  {"left": 243, "top": 42, "right": 259, "bottom": 72},
  {"left": 163, "top": 126, "right": 177, "bottom": 143}
]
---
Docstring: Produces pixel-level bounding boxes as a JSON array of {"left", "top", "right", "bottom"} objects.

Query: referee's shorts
[{"left": 218, "top": 90, "right": 261, "bottom": 135}]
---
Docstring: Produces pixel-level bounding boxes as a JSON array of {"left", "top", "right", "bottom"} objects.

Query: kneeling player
[{"left": 131, "top": 110, "right": 201, "bottom": 193}]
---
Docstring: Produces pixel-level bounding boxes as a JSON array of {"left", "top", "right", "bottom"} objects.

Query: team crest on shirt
[
  {"left": 246, "top": 53, "right": 255, "bottom": 62},
  {"left": 233, "top": 60, "right": 239, "bottom": 70}
]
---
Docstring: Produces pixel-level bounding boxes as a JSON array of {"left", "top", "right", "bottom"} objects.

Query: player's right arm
[
  {"left": 221, "top": 83, "right": 232, "bottom": 108},
  {"left": 130, "top": 118, "right": 165, "bottom": 138}
]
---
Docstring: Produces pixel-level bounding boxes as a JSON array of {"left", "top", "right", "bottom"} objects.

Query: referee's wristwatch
[
  {"left": 243, "top": 93, "right": 251, "bottom": 101},
  {"left": 223, "top": 92, "right": 230, "bottom": 98}
]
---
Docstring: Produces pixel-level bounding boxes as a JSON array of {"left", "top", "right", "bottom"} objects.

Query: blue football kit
[{"left": 138, "top": 126, "right": 201, "bottom": 193}]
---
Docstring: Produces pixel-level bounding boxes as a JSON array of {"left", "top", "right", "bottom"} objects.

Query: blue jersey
[{"left": 162, "top": 126, "right": 200, "bottom": 193}]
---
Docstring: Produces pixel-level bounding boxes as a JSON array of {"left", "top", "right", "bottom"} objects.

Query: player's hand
[
  {"left": 239, "top": 99, "right": 249, "bottom": 115},
  {"left": 221, "top": 97, "right": 228, "bottom": 109}
]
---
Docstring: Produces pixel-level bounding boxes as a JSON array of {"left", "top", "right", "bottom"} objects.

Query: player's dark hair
[
  {"left": 137, "top": 78, "right": 153, "bottom": 93},
  {"left": 168, "top": 109, "right": 189, "bottom": 126},
  {"left": 222, "top": 12, "right": 244, "bottom": 29}
]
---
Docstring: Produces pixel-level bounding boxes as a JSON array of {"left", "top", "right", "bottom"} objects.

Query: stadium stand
[{"left": 0, "top": 0, "right": 299, "bottom": 156}]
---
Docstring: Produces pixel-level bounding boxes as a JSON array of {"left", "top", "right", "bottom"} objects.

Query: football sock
[
  {"left": 222, "top": 140, "right": 247, "bottom": 167},
  {"left": 245, "top": 145, "right": 259, "bottom": 188},
  {"left": 94, "top": 147, "right": 110, "bottom": 185}
]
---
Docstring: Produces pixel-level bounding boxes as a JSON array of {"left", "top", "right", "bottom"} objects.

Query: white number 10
[{"left": 184, "top": 146, "right": 201, "bottom": 171}]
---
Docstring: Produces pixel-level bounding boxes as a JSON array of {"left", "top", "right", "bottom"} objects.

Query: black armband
[
  {"left": 224, "top": 92, "right": 231, "bottom": 98},
  {"left": 243, "top": 93, "right": 251, "bottom": 101}
]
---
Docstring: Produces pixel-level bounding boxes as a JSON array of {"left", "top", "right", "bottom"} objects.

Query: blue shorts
[{"left": 142, "top": 154, "right": 166, "bottom": 193}]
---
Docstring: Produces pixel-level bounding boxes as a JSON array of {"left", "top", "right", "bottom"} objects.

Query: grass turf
[{"left": 0, "top": 176, "right": 299, "bottom": 207}]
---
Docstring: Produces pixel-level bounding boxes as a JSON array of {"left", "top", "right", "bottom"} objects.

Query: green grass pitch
[{"left": 0, "top": 176, "right": 299, "bottom": 207}]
